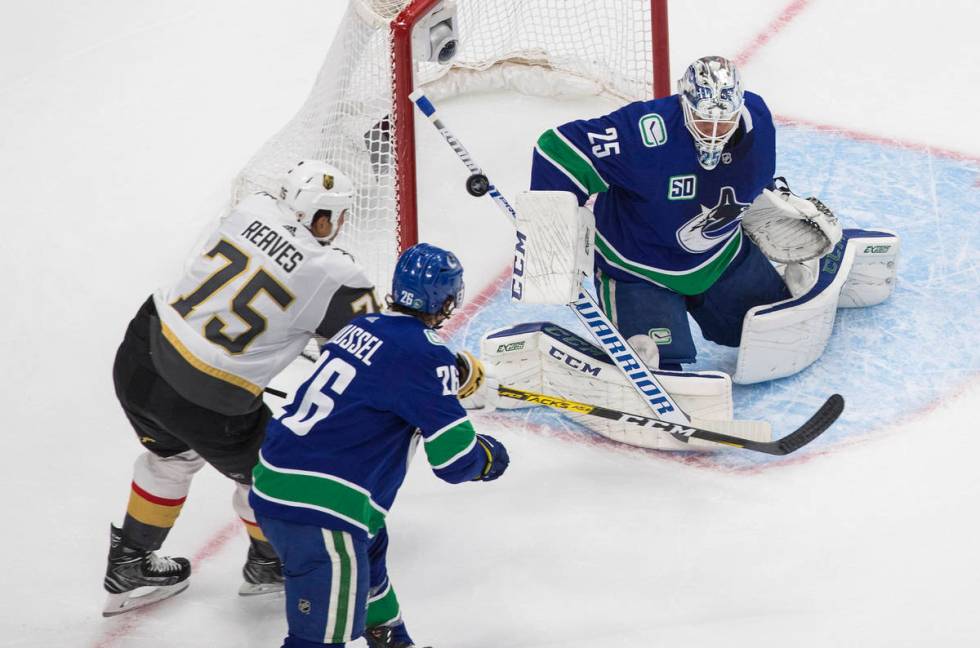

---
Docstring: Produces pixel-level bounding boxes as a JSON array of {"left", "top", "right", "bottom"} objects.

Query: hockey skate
[
  {"left": 102, "top": 525, "right": 190, "bottom": 617},
  {"left": 238, "top": 538, "right": 284, "bottom": 596},
  {"left": 364, "top": 624, "right": 430, "bottom": 648}
]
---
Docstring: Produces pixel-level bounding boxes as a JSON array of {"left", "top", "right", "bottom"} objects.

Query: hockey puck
[{"left": 466, "top": 173, "right": 490, "bottom": 197}]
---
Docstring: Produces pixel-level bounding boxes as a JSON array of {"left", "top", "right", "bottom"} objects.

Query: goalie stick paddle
[
  {"left": 409, "top": 91, "right": 844, "bottom": 446},
  {"left": 497, "top": 386, "right": 845, "bottom": 456},
  {"left": 410, "top": 90, "right": 690, "bottom": 426}
]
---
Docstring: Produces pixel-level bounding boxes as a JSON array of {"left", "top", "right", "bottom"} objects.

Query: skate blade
[
  {"left": 238, "top": 581, "right": 284, "bottom": 597},
  {"left": 102, "top": 581, "right": 189, "bottom": 617}
]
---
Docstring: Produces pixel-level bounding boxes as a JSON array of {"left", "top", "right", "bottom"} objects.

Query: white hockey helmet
[
  {"left": 677, "top": 56, "right": 745, "bottom": 170},
  {"left": 279, "top": 160, "right": 354, "bottom": 244}
]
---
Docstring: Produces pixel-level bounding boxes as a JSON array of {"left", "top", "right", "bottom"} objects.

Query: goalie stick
[
  {"left": 497, "top": 385, "right": 843, "bottom": 456},
  {"left": 410, "top": 91, "right": 845, "bottom": 452},
  {"left": 411, "top": 90, "right": 689, "bottom": 427},
  {"left": 411, "top": 91, "right": 804, "bottom": 429},
  {"left": 268, "top": 378, "right": 842, "bottom": 455}
]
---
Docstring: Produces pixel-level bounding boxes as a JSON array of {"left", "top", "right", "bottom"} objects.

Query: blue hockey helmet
[
  {"left": 391, "top": 243, "right": 465, "bottom": 315},
  {"left": 677, "top": 56, "right": 745, "bottom": 170}
]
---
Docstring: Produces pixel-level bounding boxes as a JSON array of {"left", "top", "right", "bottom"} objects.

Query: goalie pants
[
  {"left": 596, "top": 238, "right": 790, "bottom": 366},
  {"left": 256, "top": 515, "right": 411, "bottom": 647}
]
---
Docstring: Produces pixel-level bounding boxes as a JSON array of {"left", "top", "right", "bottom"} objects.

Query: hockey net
[{"left": 232, "top": 0, "right": 669, "bottom": 293}]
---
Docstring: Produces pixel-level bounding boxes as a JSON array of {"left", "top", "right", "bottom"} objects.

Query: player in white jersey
[{"left": 103, "top": 160, "right": 380, "bottom": 617}]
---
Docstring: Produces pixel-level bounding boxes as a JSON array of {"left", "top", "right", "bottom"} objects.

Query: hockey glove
[
  {"left": 474, "top": 434, "right": 509, "bottom": 482},
  {"left": 455, "top": 350, "right": 485, "bottom": 400},
  {"left": 741, "top": 177, "right": 842, "bottom": 263}
]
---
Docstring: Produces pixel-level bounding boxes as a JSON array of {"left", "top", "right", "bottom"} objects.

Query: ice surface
[
  {"left": 1, "top": 1, "right": 978, "bottom": 647},
  {"left": 443, "top": 120, "right": 980, "bottom": 471}
]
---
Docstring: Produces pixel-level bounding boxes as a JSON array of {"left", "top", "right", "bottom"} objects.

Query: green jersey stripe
[
  {"left": 366, "top": 581, "right": 402, "bottom": 628},
  {"left": 536, "top": 129, "right": 609, "bottom": 195},
  {"left": 595, "top": 229, "right": 743, "bottom": 296},
  {"left": 597, "top": 271, "right": 617, "bottom": 323},
  {"left": 331, "top": 531, "right": 353, "bottom": 643},
  {"left": 252, "top": 456, "right": 387, "bottom": 534},
  {"left": 424, "top": 419, "right": 477, "bottom": 468}
]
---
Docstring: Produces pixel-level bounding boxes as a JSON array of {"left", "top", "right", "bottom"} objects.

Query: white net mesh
[{"left": 232, "top": 0, "right": 658, "bottom": 293}]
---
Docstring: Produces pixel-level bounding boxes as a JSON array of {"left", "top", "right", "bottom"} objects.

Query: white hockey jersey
[{"left": 150, "top": 192, "right": 377, "bottom": 415}]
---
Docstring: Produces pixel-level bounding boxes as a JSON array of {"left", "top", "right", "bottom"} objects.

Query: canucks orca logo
[{"left": 675, "top": 186, "right": 749, "bottom": 253}]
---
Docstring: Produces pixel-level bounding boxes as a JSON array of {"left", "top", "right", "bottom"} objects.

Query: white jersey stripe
[
  {"left": 322, "top": 529, "right": 342, "bottom": 643},
  {"left": 342, "top": 532, "right": 358, "bottom": 640}
]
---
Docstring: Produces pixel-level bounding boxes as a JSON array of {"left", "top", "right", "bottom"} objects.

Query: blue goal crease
[{"left": 446, "top": 126, "right": 980, "bottom": 469}]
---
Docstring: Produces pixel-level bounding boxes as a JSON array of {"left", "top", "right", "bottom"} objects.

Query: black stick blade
[{"left": 774, "top": 394, "right": 845, "bottom": 455}]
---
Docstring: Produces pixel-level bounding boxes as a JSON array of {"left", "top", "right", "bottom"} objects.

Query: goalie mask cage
[{"left": 232, "top": 0, "right": 670, "bottom": 293}]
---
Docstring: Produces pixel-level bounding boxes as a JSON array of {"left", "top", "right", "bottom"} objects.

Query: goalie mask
[
  {"left": 279, "top": 160, "right": 353, "bottom": 244},
  {"left": 678, "top": 56, "right": 744, "bottom": 171}
]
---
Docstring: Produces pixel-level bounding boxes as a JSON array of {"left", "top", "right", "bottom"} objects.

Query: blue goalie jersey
[
  {"left": 531, "top": 91, "right": 776, "bottom": 296},
  {"left": 250, "top": 312, "right": 486, "bottom": 540}
]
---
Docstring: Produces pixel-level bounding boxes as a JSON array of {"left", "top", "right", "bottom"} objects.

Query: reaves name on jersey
[{"left": 240, "top": 219, "right": 305, "bottom": 274}]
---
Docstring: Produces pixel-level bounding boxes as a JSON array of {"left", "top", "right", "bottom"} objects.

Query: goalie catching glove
[{"left": 741, "top": 177, "right": 842, "bottom": 263}]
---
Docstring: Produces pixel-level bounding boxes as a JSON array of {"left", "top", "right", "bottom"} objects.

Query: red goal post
[{"left": 233, "top": 0, "right": 671, "bottom": 293}]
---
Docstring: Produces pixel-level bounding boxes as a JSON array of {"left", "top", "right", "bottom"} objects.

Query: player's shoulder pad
[
  {"left": 743, "top": 91, "right": 773, "bottom": 123},
  {"left": 379, "top": 315, "right": 456, "bottom": 368},
  {"left": 409, "top": 321, "right": 455, "bottom": 359},
  {"left": 612, "top": 94, "right": 683, "bottom": 152},
  {"left": 309, "top": 245, "right": 373, "bottom": 289},
  {"left": 421, "top": 331, "right": 458, "bottom": 370},
  {"left": 232, "top": 191, "right": 283, "bottom": 218},
  {"left": 239, "top": 191, "right": 278, "bottom": 208}
]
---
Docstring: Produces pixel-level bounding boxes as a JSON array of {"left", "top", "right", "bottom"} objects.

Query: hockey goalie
[{"left": 478, "top": 55, "right": 898, "bottom": 450}]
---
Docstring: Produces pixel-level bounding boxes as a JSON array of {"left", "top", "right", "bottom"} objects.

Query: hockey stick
[
  {"left": 409, "top": 90, "right": 843, "bottom": 450},
  {"left": 498, "top": 385, "right": 844, "bottom": 456},
  {"left": 410, "top": 90, "right": 689, "bottom": 424}
]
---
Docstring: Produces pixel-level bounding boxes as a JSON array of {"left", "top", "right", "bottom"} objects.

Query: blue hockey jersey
[
  {"left": 249, "top": 312, "right": 486, "bottom": 540},
  {"left": 531, "top": 91, "right": 776, "bottom": 295}
]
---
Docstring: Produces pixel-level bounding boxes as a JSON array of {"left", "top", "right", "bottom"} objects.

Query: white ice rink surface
[{"left": 1, "top": 1, "right": 979, "bottom": 646}]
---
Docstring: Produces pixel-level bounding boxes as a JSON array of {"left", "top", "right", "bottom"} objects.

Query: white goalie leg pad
[
  {"left": 513, "top": 191, "right": 594, "bottom": 304},
  {"left": 481, "top": 323, "right": 769, "bottom": 450},
  {"left": 734, "top": 236, "right": 858, "bottom": 384},
  {"left": 837, "top": 229, "right": 900, "bottom": 308}
]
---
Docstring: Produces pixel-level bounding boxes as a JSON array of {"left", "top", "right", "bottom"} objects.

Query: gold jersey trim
[{"left": 159, "top": 321, "right": 263, "bottom": 397}]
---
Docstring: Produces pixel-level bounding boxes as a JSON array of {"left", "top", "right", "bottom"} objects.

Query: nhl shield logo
[
  {"left": 298, "top": 599, "right": 312, "bottom": 615},
  {"left": 322, "top": 174, "right": 334, "bottom": 190}
]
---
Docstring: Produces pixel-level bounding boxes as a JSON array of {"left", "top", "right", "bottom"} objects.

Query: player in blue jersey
[
  {"left": 250, "top": 243, "right": 509, "bottom": 648},
  {"left": 530, "top": 55, "right": 794, "bottom": 370}
]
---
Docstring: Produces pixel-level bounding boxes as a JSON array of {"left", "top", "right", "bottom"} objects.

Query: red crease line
[
  {"left": 440, "top": 264, "right": 512, "bottom": 339},
  {"left": 93, "top": 521, "right": 242, "bottom": 648},
  {"left": 92, "top": 269, "right": 510, "bottom": 646},
  {"left": 776, "top": 113, "right": 980, "bottom": 163}
]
